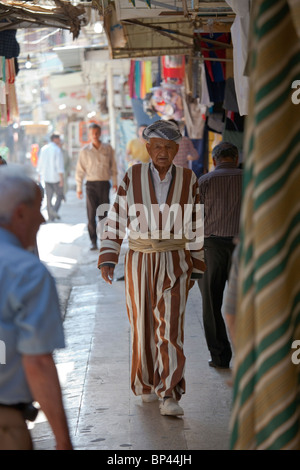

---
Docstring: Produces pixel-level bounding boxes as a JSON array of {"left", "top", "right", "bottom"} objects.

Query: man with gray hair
[
  {"left": 197, "top": 141, "right": 243, "bottom": 369},
  {"left": 0, "top": 166, "right": 72, "bottom": 450},
  {"left": 99, "top": 120, "right": 205, "bottom": 417}
]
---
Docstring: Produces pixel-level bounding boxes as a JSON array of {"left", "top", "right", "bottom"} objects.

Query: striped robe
[
  {"left": 98, "top": 163, "right": 205, "bottom": 400},
  {"left": 230, "top": 0, "right": 300, "bottom": 449}
]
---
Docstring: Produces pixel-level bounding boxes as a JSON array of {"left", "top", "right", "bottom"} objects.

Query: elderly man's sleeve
[
  {"left": 98, "top": 172, "right": 129, "bottom": 268},
  {"left": 189, "top": 176, "right": 206, "bottom": 279}
]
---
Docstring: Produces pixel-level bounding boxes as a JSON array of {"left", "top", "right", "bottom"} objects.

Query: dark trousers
[
  {"left": 86, "top": 181, "right": 110, "bottom": 244},
  {"left": 45, "top": 182, "right": 64, "bottom": 220},
  {"left": 198, "top": 236, "right": 234, "bottom": 366}
]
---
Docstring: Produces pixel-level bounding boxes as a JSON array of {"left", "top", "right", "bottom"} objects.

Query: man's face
[
  {"left": 89, "top": 127, "right": 101, "bottom": 145},
  {"left": 19, "top": 186, "right": 45, "bottom": 249},
  {"left": 53, "top": 137, "right": 61, "bottom": 147},
  {"left": 146, "top": 138, "right": 178, "bottom": 173}
]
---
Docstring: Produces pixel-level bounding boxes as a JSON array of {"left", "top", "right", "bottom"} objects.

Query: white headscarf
[{"left": 142, "top": 120, "right": 182, "bottom": 143}]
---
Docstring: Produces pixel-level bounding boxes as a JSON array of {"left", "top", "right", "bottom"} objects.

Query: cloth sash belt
[{"left": 128, "top": 232, "right": 189, "bottom": 253}]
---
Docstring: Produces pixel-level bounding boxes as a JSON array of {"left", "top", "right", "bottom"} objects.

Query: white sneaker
[
  {"left": 159, "top": 397, "right": 184, "bottom": 416},
  {"left": 141, "top": 393, "right": 159, "bottom": 403}
]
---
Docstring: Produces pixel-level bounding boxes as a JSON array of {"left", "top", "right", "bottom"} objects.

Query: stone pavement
[{"left": 30, "top": 185, "right": 233, "bottom": 452}]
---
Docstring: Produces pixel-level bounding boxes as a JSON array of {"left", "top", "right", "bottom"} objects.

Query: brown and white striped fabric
[
  {"left": 98, "top": 163, "right": 205, "bottom": 399},
  {"left": 230, "top": 0, "right": 300, "bottom": 450}
]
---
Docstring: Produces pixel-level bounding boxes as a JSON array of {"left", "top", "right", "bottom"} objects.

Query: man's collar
[
  {"left": 215, "top": 161, "right": 238, "bottom": 170},
  {"left": 150, "top": 161, "right": 173, "bottom": 177},
  {"left": 0, "top": 226, "right": 22, "bottom": 248},
  {"left": 88, "top": 141, "right": 101, "bottom": 149}
]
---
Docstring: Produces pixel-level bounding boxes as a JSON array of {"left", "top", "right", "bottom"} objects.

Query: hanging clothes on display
[
  {"left": 129, "top": 59, "right": 153, "bottom": 100},
  {"left": 222, "top": 76, "right": 244, "bottom": 164},
  {"left": 0, "top": 57, "right": 19, "bottom": 126},
  {"left": 0, "top": 30, "right": 20, "bottom": 126},
  {"left": 224, "top": 0, "right": 251, "bottom": 116},
  {"left": 197, "top": 33, "right": 230, "bottom": 84},
  {"left": 182, "top": 93, "right": 206, "bottom": 140},
  {"left": 162, "top": 55, "right": 185, "bottom": 85},
  {"left": 6, "top": 58, "right": 18, "bottom": 123}
]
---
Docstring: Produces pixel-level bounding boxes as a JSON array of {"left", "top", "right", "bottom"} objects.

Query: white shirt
[
  {"left": 37, "top": 142, "right": 64, "bottom": 183},
  {"left": 150, "top": 162, "right": 173, "bottom": 206}
]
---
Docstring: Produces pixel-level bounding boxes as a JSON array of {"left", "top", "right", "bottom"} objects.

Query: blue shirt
[{"left": 0, "top": 227, "right": 65, "bottom": 404}]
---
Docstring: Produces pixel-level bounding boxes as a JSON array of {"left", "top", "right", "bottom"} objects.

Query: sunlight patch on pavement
[{"left": 37, "top": 223, "right": 86, "bottom": 267}]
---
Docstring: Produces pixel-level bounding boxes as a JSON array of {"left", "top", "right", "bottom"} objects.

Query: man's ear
[
  {"left": 146, "top": 142, "right": 151, "bottom": 155},
  {"left": 13, "top": 203, "right": 27, "bottom": 223}
]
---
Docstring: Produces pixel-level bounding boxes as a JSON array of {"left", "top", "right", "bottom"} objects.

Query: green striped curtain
[{"left": 230, "top": 0, "right": 300, "bottom": 449}]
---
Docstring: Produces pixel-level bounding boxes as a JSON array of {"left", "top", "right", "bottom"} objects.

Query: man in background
[
  {"left": 198, "top": 141, "right": 242, "bottom": 369},
  {"left": 37, "top": 134, "right": 65, "bottom": 222},
  {"left": 126, "top": 124, "right": 150, "bottom": 166},
  {"left": 76, "top": 123, "right": 118, "bottom": 250}
]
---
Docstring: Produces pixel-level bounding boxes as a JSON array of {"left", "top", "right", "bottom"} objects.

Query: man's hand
[
  {"left": 112, "top": 185, "right": 118, "bottom": 192},
  {"left": 77, "top": 190, "right": 83, "bottom": 199},
  {"left": 22, "top": 354, "right": 73, "bottom": 450},
  {"left": 100, "top": 265, "right": 115, "bottom": 285}
]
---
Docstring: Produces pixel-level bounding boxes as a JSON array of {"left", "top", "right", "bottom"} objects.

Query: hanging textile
[
  {"left": 222, "top": 77, "right": 244, "bottom": 163},
  {"left": 0, "top": 30, "right": 20, "bottom": 59},
  {"left": 162, "top": 56, "right": 185, "bottom": 85},
  {"left": 230, "top": 0, "right": 300, "bottom": 450},
  {"left": 0, "top": 29, "right": 19, "bottom": 126},
  {"left": 225, "top": 0, "right": 250, "bottom": 115},
  {"left": 0, "top": 57, "right": 19, "bottom": 126},
  {"left": 195, "top": 33, "right": 230, "bottom": 83},
  {"left": 0, "top": 57, "right": 7, "bottom": 126},
  {"left": 6, "top": 58, "right": 18, "bottom": 123},
  {"left": 129, "top": 59, "right": 152, "bottom": 99}
]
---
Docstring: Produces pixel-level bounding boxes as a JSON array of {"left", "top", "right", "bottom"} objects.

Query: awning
[
  {"left": 102, "top": 0, "right": 235, "bottom": 59},
  {"left": 0, "top": 0, "right": 87, "bottom": 39}
]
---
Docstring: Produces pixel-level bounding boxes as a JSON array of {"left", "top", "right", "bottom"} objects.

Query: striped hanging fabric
[
  {"left": 230, "top": 0, "right": 300, "bottom": 450},
  {"left": 6, "top": 59, "right": 19, "bottom": 123},
  {"left": 0, "top": 57, "right": 7, "bottom": 126}
]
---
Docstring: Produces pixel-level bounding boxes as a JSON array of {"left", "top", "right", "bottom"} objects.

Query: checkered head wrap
[{"left": 142, "top": 120, "right": 182, "bottom": 143}]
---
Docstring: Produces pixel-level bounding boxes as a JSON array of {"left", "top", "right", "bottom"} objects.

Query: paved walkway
[{"left": 30, "top": 186, "right": 233, "bottom": 451}]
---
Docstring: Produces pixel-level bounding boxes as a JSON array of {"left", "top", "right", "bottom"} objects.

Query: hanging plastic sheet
[{"left": 162, "top": 56, "right": 185, "bottom": 85}]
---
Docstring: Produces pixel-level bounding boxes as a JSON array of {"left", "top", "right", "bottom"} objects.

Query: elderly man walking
[{"left": 98, "top": 120, "right": 205, "bottom": 416}]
